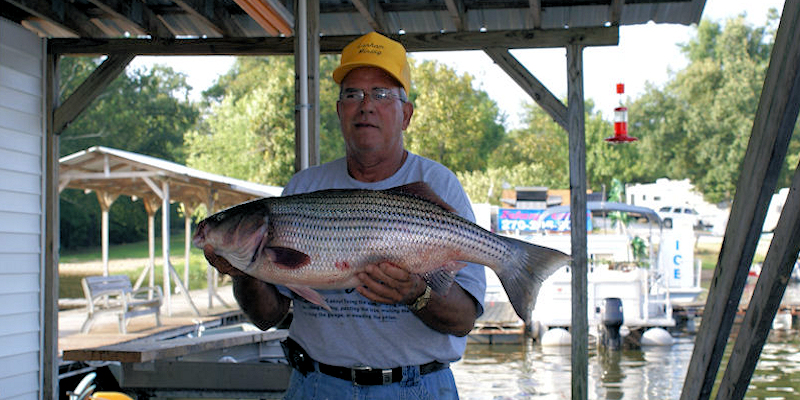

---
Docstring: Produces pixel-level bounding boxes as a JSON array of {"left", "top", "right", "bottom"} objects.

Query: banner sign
[
  {"left": 498, "top": 208, "right": 592, "bottom": 232},
  {"left": 498, "top": 209, "right": 543, "bottom": 232}
]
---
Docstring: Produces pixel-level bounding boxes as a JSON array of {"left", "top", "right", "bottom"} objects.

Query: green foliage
[
  {"left": 628, "top": 12, "right": 798, "bottom": 204},
  {"left": 58, "top": 57, "right": 198, "bottom": 249},
  {"left": 405, "top": 59, "right": 505, "bottom": 172},
  {"left": 457, "top": 163, "right": 554, "bottom": 205},
  {"left": 186, "top": 56, "right": 344, "bottom": 186},
  {"left": 630, "top": 236, "right": 648, "bottom": 262},
  {"left": 59, "top": 57, "right": 198, "bottom": 160}
]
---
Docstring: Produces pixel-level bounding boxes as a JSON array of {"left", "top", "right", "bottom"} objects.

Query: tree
[
  {"left": 59, "top": 57, "right": 197, "bottom": 160},
  {"left": 58, "top": 56, "right": 199, "bottom": 248},
  {"left": 628, "top": 12, "right": 799, "bottom": 204},
  {"left": 187, "top": 56, "right": 344, "bottom": 186},
  {"left": 405, "top": 60, "right": 505, "bottom": 172}
]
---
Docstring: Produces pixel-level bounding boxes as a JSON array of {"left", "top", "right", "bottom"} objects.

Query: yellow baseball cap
[{"left": 332, "top": 32, "right": 411, "bottom": 94}]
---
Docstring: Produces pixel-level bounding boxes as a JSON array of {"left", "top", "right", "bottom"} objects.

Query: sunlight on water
[{"left": 453, "top": 335, "right": 800, "bottom": 400}]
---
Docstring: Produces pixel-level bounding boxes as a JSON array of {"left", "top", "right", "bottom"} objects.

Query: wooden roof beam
[
  {"left": 443, "top": 0, "right": 466, "bottom": 31},
  {"left": 528, "top": 0, "right": 542, "bottom": 29},
  {"left": 609, "top": 0, "right": 624, "bottom": 26},
  {"left": 49, "top": 26, "right": 619, "bottom": 55},
  {"left": 484, "top": 47, "right": 567, "bottom": 130},
  {"left": 171, "top": 0, "right": 230, "bottom": 37},
  {"left": 86, "top": 0, "right": 172, "bottom": 38},
  {"left": 54, "top": 53, "right": 135, "bottom": 134},
  {"left": 7, "top": 0, "right": 106, "bottom": 37},
  {"left": 232, "top": 0, "right": 293, "bottom": 36},
  {"left": 350, "top": 0, "right": 389, "bottom": 33}
]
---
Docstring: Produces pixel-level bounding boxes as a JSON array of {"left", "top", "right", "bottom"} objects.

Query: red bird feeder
[{"left": 606, "top": 83, "right": 638, "bottom": 143}]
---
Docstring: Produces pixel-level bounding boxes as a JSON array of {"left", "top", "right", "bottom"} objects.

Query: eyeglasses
[{"left": 339, "top": 88, "right": 405, "bottom": 104}]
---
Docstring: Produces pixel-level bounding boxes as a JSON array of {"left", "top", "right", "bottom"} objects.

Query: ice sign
[{"left": 658, "top": 225, "right": 695, "bottom": 288}]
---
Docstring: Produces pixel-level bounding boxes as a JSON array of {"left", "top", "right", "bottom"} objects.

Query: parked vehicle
[{"left": 657, "top": 206, "right": 704, "bottom": 229}]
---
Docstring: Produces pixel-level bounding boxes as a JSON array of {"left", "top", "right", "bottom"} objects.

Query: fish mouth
[{"left": 192, "top": 220, "right": 208, "bottom": 248}]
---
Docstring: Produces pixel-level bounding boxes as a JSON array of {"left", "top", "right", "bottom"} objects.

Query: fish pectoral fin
[
  {"left": 286, "top": 285, "right": 332, "bottom": 312},
  {"left": 421, "top": 261, "right": 466, "bottom": 295},
  {"left": 263, "top": 247, "right": 311, "bottom": 269}
]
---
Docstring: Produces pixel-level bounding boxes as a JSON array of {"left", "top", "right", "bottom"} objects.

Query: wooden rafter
[
  {"left": 609, "top": 0, "right": 624, "bottom": 26},
  {"left": 85, "top": 0, "right": 172, "bottom": 38},
  {"left": 483, "top": 47, "right": 567, "bottom": 130},
  {"left": 49, "top": 26, "right": 619, "bottom": 55},
  {"left": 443, "top": 0, "right": 466, "bottom": 31},
  {"left": 232, "top": 0, "right": 293, "bottom": 36},
  {"left": 53, "top": 53, "right": 135, "bottom": 134},
  {"left": 171, "top": 0, "right": 227, "bottom": 37},
  {"left": 350, "top": 0, "right": 388, "bottom": 33},
  {"left": 528, "top": 0, "right": 542, "bottom": 29},
  {"left": 7, "top": 0, "right": 106, "bottom": 37}
]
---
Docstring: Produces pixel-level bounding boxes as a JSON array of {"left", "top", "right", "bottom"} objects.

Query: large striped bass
[{"left": 192, "top": 182, "right": 569, "bottom": 324}]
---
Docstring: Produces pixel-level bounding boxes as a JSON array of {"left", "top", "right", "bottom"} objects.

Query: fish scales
[
  {"left": 193, "top": 183, "right": 570, "bottom": 323},
  {"left": 268, "top": 190, "right": 507, "bottom": 272}
]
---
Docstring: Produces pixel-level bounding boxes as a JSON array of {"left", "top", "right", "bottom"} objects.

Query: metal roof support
[
  {"left": 680, "top": 2, "right": 800, "bottom": 399},
  {"left": 566, "top": 42, "right": 588, "bottom": 400},
  {"left": 294, "top": 0, "right": 320, "bottom": 171}
]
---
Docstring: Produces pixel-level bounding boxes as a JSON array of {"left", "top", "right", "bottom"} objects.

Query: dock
[{"left": 59, "top": 283, "right": 292, "bottom": 399}]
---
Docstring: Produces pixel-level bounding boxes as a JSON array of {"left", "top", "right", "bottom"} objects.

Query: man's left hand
[{"left": 356, "top": 262, "right": 426, "bottom": 305}]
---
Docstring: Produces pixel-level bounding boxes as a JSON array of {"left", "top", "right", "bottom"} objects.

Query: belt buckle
[{"left": 351, "top": 366, "right": 393, "bottom": 385}]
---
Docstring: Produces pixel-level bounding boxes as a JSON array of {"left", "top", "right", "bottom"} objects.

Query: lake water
[
  {"left": 452, "top": 282, "right": 800, "bottom": 400},
  {"left": 452, "top": 333, "right": 800, "bottom": 400}
]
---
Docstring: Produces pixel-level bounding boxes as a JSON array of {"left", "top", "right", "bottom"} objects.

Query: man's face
[{"left": 337, "top": 67, "right": 413, "bottom": 158}]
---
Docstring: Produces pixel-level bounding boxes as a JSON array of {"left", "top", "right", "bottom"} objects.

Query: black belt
[
  {"left": 317, "top": 359, "right": 447, "bottom": 386},
  {"left": 281, "top": 337, "right": 448, "bottom": 386}
]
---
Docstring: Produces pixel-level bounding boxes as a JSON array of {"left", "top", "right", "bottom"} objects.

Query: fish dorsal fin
[
  {"left": 387, "top": 182, "right": 456, "bottom": 213},
  {"left": 263, "top": 246, "right": 311, "bottom": 269}
]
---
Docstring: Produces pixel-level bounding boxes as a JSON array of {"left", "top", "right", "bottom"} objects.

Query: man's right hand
[
  {"left": 203, "top": 245, "right": 246, "bottom": 277},
  {"left": 203, "top": 244, "right": 290, "bottom": 330}
]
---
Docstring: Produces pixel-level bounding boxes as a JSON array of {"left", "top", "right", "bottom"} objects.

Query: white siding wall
[{"left": 0, "top": 18, "right": 45, "bottom": 400}]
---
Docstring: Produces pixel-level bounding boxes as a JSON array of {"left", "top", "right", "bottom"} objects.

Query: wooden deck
[{"left": 59, "top": 284, "right": 242, "bottom": 354}]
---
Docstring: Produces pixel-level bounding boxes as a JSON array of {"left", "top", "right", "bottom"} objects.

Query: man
[{"left": 204, "top": 31, "right": 486, "bottom": 399}]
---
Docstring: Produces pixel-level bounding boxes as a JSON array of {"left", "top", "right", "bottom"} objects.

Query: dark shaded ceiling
[{"left": 3, "top": 0, "right": 706, "bottom": 55}]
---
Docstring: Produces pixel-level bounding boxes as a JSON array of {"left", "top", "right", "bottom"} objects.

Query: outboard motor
[{"left": 598, "top": 297, "right": 624, "bottom": 350}]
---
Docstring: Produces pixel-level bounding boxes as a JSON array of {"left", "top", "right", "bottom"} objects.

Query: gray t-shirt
[{"left": 279, "top": 153, "right": 486, "bottom": 368}]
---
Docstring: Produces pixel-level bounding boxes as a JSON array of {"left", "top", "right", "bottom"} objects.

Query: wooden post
[
  {"left": 680, "top": 2, "right": 800, "bottom": 399},
  {"left": 43, "top": 50, "right": 60, "bottom": 400},
  {"left": 162, "top": 181, "right": 171, "bottom": 315},
  {"left": 717, "top": 162, "right": 800, "bottom": 400},
  {"left": 95, "top": 191, "right": 119, "bottom": 277},
  {"left": 567, "top": 43, "right": 588, "bottom": 400}
]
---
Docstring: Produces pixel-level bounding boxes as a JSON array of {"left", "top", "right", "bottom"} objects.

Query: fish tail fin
[{"left": 495, "top": 238, "right": 570, "bottom": 325}]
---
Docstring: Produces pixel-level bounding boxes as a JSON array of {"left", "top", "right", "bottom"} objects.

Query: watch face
[{"left": 411, "top": 285, "right": 432, "bottom": 311}]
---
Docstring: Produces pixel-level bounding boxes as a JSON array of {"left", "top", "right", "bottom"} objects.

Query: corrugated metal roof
[
  {"left": 60, "top": 146, "right": 283, "bottom": 210},
  {"left": 2, "top": 0, "right": 706, "bottom": 40}
]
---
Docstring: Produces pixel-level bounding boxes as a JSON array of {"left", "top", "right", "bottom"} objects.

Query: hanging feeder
[{"left": 606, "top": 83, "right": 638, "bottom": 143}]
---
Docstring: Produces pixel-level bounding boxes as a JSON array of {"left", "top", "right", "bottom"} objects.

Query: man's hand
[
  {"left": 356, "top": 262, "right": 426, "bottom": 305},
  {"left": 203, "top": 245, "right": 246, "bottom": 277},
  {"left": 357, "top": 261, "right": 478, "bottom": 337},
  {"left": 203, "top": 245, "right": 289, "bottom": 330}
]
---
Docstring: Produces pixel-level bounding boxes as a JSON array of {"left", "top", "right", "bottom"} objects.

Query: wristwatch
[{"left": 407, "top": 284, "right": 432, "bottom": 312}]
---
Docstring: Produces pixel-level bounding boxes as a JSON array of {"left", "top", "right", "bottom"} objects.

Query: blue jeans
[{"left": 282, "top": 365, "right": 459, "bottom": 400}]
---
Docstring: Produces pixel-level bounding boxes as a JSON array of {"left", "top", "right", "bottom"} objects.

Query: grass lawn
[{"left": 59, "top": 234, "right": 212, "bottom": 299}]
